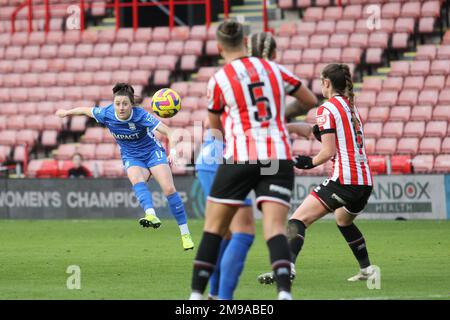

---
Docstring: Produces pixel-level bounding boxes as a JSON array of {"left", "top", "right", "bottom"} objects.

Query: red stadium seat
[
  {"left": 389, "top": 61, "right": 410, "bottom": 77},
  {"left": 297, "top": 21, "right": 316, "bottom": 36},
  {"left": 397, "top": 90, "right": 418, "bottom": 106},
  {"left": 290, "top": 35, "right": 309, "bottom": 49},
  {"left": 411, "top": 155, "right": 434, "bottom": 173},
  {"left": 138, "top": 56, "right": 157, "bottom": 70},
  {"left": 76, "top": 43, "right": 94, "bottom": 58},
  {"left": 98, "top": 30, "right": 116, "bottom": 43},
  {"left": 377, "top": 91, "right": 398, "bottom": 107},
  {"left": 410, "top": 106, "right": 433, "bottom": 121},
  {"left": 425, "top": 121, "right": 447, "bottom": 137},
  {"left": 438, "top": 90, "right": 450, "bottom": 104},
  {"left": 357, "top": 107, "right": 368, "bottom": 123},
  {"left": 364, "top": 122, "right": 383, "bottom": 138},
  {"left": 21, "top": 102, "right": 36, "bottom": 115},
  {"left": 129, "top": 42, "right": 148, "bottom": 56},
  {"left": 442, "top": 137, "right": 450, "bottom": 153},
  {"left": 130, "top": 70, "right": 150, "bottom": 86},
  {"left": 190, "top": 25, "right": 207, "bottom": 41},
  {"left": 0, "top": 130, "right": 17, "bottom": 146},
  {"left": 13, "top": 59, "right": 31, "bottom": 74},
  {"left": 180, "top": 55, "right": 197, "bottom": 71},
  {"left": 28, "top": 87, "right": 46, "bottom": 102},
  {"left": 152, "top": 26, "right": 171, "bottom": 42},
  {"left": 395, "top": 18, "right": 415, "bottom": 33},
  {"left": 335, "top": 20, "right": 355, "bottom": 34},
  {"left": 382, "top": 2, "right": 401, "bottom": 19},
  {"left": 349, "top": 33, "right": 368, "bottom": 48},
  {"left": 329, "top": 34, "right": 348, "bottom": 48},
  {"left": 41, "top": 130, "right": 58, "bottom": 147},
  {"left": 116, "top": 28, "right": 134, "bottom": 43},
  {"left": 156, "top": 55, "right": 178, "bottom": 71},
  {"left": 165, "top": 41, "right": 184, "bottom": 56},
  {"left": 79, "top": 144, "right": 96, "bottom": 160},
  {"left": 383, "top": 121, "right": 404, "bottom": 138},
  {"left": 184, "top": 40, "right": 203, "bottom": 56},
  {"left": 93, "top": 43, "right": 112, "bottom": 57},
  {"left": 283, "top": 50, "right": 302, "bottom": 64},
  {"left": 391, "top": 155, "right": 412, "bottom": 174},
  {"left": 375, "top": 138, "right": 397, "bottom": 155},
  {"left": 321, "top": 48, "right": 341, "bottom": 63},
  {"left": 404, "top": 121, "right": 425, "bottom": 138},
  {"left": 134, "top": 28, "right": 152, "bottom": 42},
  {"left": 401, "top": 1, "right": 421, "bottom": 18},
  {"left": 341, "top": 48, "right": 362, "bottom": 64},
  {"left": 22, "top": 45, "right": 40, "bottom": 59},
  {"left": 368, "top": 107, "right": 389, "bottom": 122},
  {"left": 38, "top": 101, "right": 55, "bottom": 114},
  {"left": 355, "top": 91, "right": 377, "bottom": 108},
  {"left": 415, "top": 45, "right": 437, "bottom": 60},
  {"left": 103, "top": 160, "right": 126, "bottom": 177},
  {"left": 366, "top": 48, "right": 383, "bottom": 65},
  {"left": 28, "top": 31, "right": 46, "bottom": 46},
  {"left": 433, "top": 105, "right": 450, "bottom": 121},
  {"left": 82, "top": 127, "right": 104, "bottom": 144},
  {"left": 433, "top": 155, "right": 450, "bottom": 172},
  {"left": 54, "top": 144, "right": 77, "bottom": 160},
  {"left": 26, "top": 115, "right": 44, "bottom": 130},
  {"left": 7, "top": 115, "right": 25, "bottom": 130},
  {"left": 316, "top": 21, "right": 335, "bottom": 35},
  {"left": 0, "top": 145, "right": 11, "bottom": 163},
  {"left": 343, "top": 5, "right": 362, "bottom": 20},
  {"left": 383, "top": 77, "right": 403, "bottom": 91},
  {"left": 309, "top": 35, "right": 329, "bottom": 49},
  {"left": 362, "top": 77, "right": 383, "bottom": 92},
  {"left": 369, "top": 32, "right": 389, "bottom": 49},
  {"left": 70, "top": 116, "right": 88, "bottom": 133},
  {"left": 81, "top": 30, "right": 99, "bottom": 44},
  {"left": 424, "top": 76, "right": 445, "bottom": 90},
  {"left": 31, "top": 159, "right": 59, "bottom": 178},
  {"left": 418, "top": 90, "right": 439, "bottom": 106},
  {"left": 419, "top": 17, "right": 436, "bottom": 34},
  {"left": 419, "top": 137, "right": 442, "bottom": 154},
  {"left": 410, "top": 60, "right": 430, "bottom": 76},
  {"left": 180, "top": 97, "right": 199, "bottom": 111},
  {"left": 170, "top": 82, "right": 189, "bottom": 97},
  {"left": 437, "top": 46, "right": 450, "bottom": 60},
  {"left": 303, "top": 7, "right": 323, "bottom": 22},
  {"left": 422, "top": 1, "right": 441, "bottom": 17},
  {"left": 153, "top": 70, "right": 171, "bottom": 86},
  {"left": 96, "top": 143, "right": 116, "bottom": 160},
  {"left": 323, "top": 6, "right": 342, "bottom": 20},
  {"left": 403, "top": 76, "right": 424, "bottom": 91},
  {"left": 205, "top": 40, "right": 219, "bottom": 56},
  {"left": 397, "top": 138, "right": 419, "bottom": 154},
  {"left": 31, "top": 59, "right": 48, "bottom": 73},
  {"left": 392, "top": 33, "right": 409, "bottom": 50},
  {"left": 3, "top": 73, "right": 21, "bottom": 87},
  {"left": 431, "top": 60, "right": 450, "bottom": 75}
]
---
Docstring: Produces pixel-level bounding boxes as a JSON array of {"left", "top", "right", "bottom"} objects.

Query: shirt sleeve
[
  {"left": 138, "top": 110, "right": 161, "bottom": 132},
  {"left": 316, "top": 105, "right": 336, "bottom": 133},
  {"left": 207, "top": 76, "right": 225, "bottom": 113},
  {"left": 91, "top": 106, "right": 107, "bottom": 124},
  {"left": 278, "top": 64, "right": 302, "bottom": 95}
]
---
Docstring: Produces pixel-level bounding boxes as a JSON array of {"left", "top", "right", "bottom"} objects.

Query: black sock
[
  {"left": 191, "top": 232, "right": 222, "bottom": 294},
  {"left": 287, "top": 219, "right": 306, "bottom": 264},
  {"left": 267, "top": 234, "right": 292, "bottom": 293},
  {"left": 338, "top": 223, "right": 371, "bottom": 269}
]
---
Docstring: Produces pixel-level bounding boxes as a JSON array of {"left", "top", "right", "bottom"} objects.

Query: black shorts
[
  {"left": 209, "top": 160, "right": 294, "bottom": 210},
  {"left": 311, "top": 179, "right": 373, "bottom": 214}
]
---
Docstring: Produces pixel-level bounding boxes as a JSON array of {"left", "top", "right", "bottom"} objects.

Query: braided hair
[
  {"left": 247, "top": 32, "right": 276, "bottom": 59},
  {"left": 322, "top": 64, "right": 362, "bottom": 147},
  {"left": 112, "top": 82, "right": 136, "bottom": 105}
]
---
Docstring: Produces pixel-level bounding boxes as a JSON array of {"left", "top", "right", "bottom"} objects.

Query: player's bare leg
[
  {"left": 335, "top": 208, "right": 373, "bottom": 281},
  {"left": 127, "top": 166, "right": 161, "bottom": 229},
  {"left": 151, "top": 163, "right": 194, "bottom": 250}
]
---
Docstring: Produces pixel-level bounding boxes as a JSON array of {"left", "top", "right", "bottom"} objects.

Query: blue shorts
[
  {"left": 197, "top": 169, "right": 252, "bottom": 207},
  {"left": 123, "top": 148, "right": 168, "bottom": 170}
]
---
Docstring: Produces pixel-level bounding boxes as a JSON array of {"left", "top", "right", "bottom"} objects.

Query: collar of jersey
[{"left": 114, "top": 108, "right": 134, "bottom": 122}]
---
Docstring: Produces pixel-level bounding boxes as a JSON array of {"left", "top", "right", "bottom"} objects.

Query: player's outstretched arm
[
  {"left": 286, "top": 85, "right": 318, "bottom": 120},
  {"left": 55, "top": 107, "right": 94, "bottom": 118}
]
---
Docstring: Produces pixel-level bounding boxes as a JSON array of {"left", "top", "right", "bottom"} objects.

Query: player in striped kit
[
  {"left": 189, "top": 21, "right": 317, "bottom": 300},
  {"left": 258, "top": 63, "right": 375, "bottom": 285}
]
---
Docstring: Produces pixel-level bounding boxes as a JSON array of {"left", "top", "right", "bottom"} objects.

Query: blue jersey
[
  {"left": 195, "top": 129, "right": 225, "bottom": 172},
  {"left": 92, "top": 105, "right": 164, "bottom": 160}
]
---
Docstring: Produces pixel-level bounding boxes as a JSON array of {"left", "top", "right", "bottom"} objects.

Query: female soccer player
[
  {"left": 258, "top": 63, "right": 375, "bottom": 284},
  {"left": 195, "top": 31, "right": 316, "bottom": 300},
  {"left": 55, "top": 83, "right": 194, "bottom": 251},
  {"left": 189, "top": 21, "right": 317, "bottom": 300}
]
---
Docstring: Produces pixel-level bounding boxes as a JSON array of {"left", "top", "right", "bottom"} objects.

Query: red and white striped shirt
[
  {"left": 207, "top": 56, "right": 302, "bottom": 162},
  {"left": 316, "top": 95, "right": 373, "bottom": 186}
]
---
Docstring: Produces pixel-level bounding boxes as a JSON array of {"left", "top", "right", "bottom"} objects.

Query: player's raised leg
[
  {"left": 127, "top": 165, "right": 162, "bottom": 229},
  {"left": 189, "top": 200, "right": 238, "bottom": 300},
  {"left": 335, "top": 208, "right": 373, "bottom": 281},
  {"left": 150, "top": 163, "right": 194, "bottom": 250}
]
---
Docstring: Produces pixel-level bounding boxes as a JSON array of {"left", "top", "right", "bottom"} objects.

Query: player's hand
[
  {"left": 312, "top": 125, "right": 322, "bottom": 142},
  {"left": 294, "top": 155, "right": 315, "bottom": 170},
  {"left": 55, "top": 109, "right": 68, "bottom": 118}
]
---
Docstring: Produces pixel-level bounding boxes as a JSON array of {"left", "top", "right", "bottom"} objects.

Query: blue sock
[
  {"left": 132, "top": 182, "right": 154, "bottom": 212},
  {"left": 218, "top": 233, "right": 255, "bottom": 300},
  {"left": 166, "top": 192, "right": 187, "bottom": 226},
  {"left": 209, "top": 239, "right": 230, "bottom": 297}
]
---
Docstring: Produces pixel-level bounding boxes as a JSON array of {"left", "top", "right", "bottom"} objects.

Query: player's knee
[{"left": 162, "top": 185, "right": 177, "bottom": 196}]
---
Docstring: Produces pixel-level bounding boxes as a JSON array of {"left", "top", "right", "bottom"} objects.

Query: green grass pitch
[{"left": 0, "top": 219, "right": 449, "bottom": 300}]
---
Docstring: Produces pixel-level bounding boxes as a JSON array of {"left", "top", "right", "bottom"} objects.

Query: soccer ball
[{"left": 151, "top": 88, "right": 181, "bottom": 118}]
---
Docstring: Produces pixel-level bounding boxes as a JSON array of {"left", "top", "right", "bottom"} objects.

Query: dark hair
[
  {"left": 112, "top": 82, "right": 135, "bottom": 105},
  {"left": 216, "top": 20, "right": 244, "bottom": 50},
  {"left": 248, "top": 32, "right": 276, "bottom": 60},
  {"left": 322, "top": 64, "right": 360, "bottom": 143}
]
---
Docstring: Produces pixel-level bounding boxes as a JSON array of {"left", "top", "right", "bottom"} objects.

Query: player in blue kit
[{"left": 56, "top": 83, "right": 194, "bottom": 250}]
